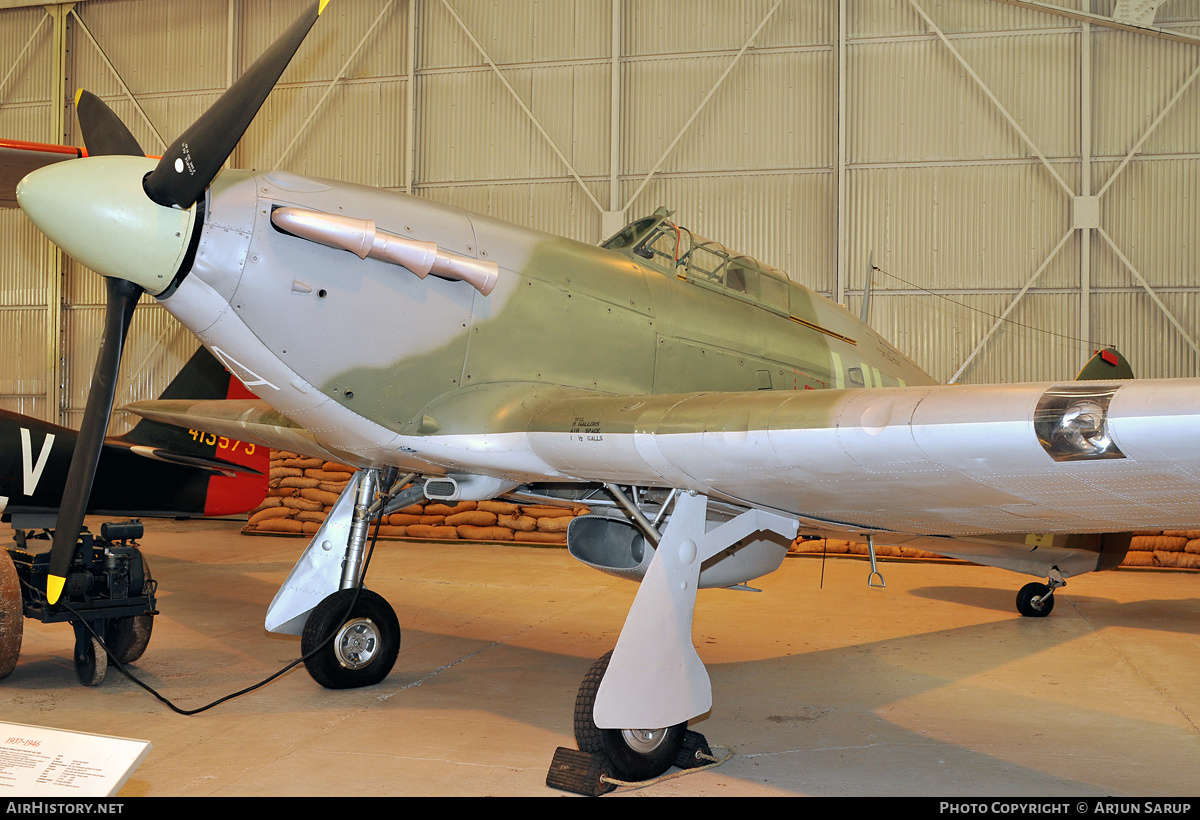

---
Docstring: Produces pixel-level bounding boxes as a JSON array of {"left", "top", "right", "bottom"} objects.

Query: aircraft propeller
[
  {"left": 27, "top": 0, "right": 329, "bottom": 605},
  {"left": 143, "top": 1, "right": 324, "bottom": 210}
]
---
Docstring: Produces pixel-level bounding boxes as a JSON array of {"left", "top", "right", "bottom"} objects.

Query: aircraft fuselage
[{"left": 164, "top": 168, "right": 932, "bottom": 477}]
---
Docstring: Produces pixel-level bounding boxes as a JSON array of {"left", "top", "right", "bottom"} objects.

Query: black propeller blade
[
  {"left": 42, "top": 91, "right": 146, "bottom": 604},
  {"left": 74, "top": 90, "right": 144, "bottom": 157},
  {"left": 45, "top": 277, "right": 142, "bottom": 605},
  {"left": 41, "top": 1, "right": 328, "bottom": 604},
  {"left": 143, "top": 0, "right": 325, "bottom": 209}
]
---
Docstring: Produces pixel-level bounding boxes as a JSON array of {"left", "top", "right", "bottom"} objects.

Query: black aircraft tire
[
  {"left": 106, "top": 556, "right": 153, "bottom": 664},
  {"left": 301, "top": 588, "right": 400, "bottom": 690},
  {"left": 573, "top": 650, "right": 687, "bottom": 782},
  {"left": 573, "top": 652, "right": 612, "bottom": 755},
  {"left": 75, "top": 636, "right": 107, "bottom": 687},
  {"left": 1016, "top": 582, "right": 1055, "bottom": 617},
  {"left": 0, "top": 550, "right": 22, "bottom": 680}
]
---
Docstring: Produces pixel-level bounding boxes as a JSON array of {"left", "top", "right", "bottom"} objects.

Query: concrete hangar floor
[{"left": 5, "top": 516, "right": 1199, "bottom": 797}]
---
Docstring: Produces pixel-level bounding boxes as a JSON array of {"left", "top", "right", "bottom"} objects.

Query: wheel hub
[
  {"left": 333, "top": 617, "right": 379, "bottom": 669},
  {"left": 621, "top": 727, "right": 668, "bottom": 753}
]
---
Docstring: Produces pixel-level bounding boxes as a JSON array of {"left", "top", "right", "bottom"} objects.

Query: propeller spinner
[{"left": 17, "top": 0, "right": 329, "bottom": 605}]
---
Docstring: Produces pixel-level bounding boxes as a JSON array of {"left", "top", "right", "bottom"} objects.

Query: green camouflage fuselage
[{"left": 216, "top": 170, "right": 932, "bottom": 441}]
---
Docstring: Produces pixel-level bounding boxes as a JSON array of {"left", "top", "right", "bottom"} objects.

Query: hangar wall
[{"left": 0, "top": 0, "right": 1197, "bottom": 431}]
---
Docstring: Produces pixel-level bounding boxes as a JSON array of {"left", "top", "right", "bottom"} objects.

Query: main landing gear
[
  {"left": 1017, "top": 581, "right": 1056, "bottom": 617},
  {"left": 2, "top": 520, "right": 157, "bottom": 686},
  {"left": 266, "top": 468, "right": 419, "bottom": 690},
  {"left": 547, "top": 649, "right": 714, "bottom": 795},
  {"left": 544, "top": 489, "right": 797, "bottom": 793}
]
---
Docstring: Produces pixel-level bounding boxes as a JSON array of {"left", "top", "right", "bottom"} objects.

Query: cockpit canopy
[{"left": 602, "top": 208, "right": 791, "bottom": 313}]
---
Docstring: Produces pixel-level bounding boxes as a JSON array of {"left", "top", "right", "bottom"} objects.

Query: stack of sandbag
[
  {"left": 244, "top": 450, "right": 589, "bottom": 544},
  {"left": 377, "top": 499, "right": 587, "bottom": 545},
  {"left": 787, "top": 537, "right": 945, "bottom": 560},
  {"left": 1122, "top": 531, "right": 1200, "bottom": 569},
  {"left": 788, "top": 531, "right": 1200, "bottom": 570},
  {"left": 245, "top": 451, "right": 357, "bottom": 535}
]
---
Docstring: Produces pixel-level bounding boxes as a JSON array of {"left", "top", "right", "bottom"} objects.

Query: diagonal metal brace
[{"left": 594, "top": 493, "right": 797, "bottom": 730}]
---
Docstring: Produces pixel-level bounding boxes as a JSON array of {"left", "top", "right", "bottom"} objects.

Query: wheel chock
[
  {"left": 546, "top": 747, "right": 616, "bottom": 796},
  {"left": 674, "top": 729, "right": 712, "bottom": 769}
]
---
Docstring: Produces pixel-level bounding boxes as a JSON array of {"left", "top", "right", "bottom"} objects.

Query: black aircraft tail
[
  {"left": 113, "top": 347, "right": 269, "bottom": 516},
  {"left": 0, "top": 347, "right": 267, "bottom": 528}
]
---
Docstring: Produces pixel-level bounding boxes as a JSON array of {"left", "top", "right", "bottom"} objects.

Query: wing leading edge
[{"left": 125, "top": 398, "right": 350, "bottom": 466}]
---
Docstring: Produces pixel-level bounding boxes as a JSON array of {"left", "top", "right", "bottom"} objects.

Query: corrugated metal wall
[
  {"left": 0, "top": 4, "right": 55, "bottom": 422},
  {"left": 0, "top": 0, "right": 1197, "bottom": 431}
]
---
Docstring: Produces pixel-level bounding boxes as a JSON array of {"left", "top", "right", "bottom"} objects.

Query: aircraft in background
[
  {"left": 0, "top": 346, "right": 268, "bottom": 531},
  {"left": 6, "top": 0, "right": 1200, "bottom": 782}
]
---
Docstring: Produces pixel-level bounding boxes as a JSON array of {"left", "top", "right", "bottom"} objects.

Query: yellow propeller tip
[
  {"left": 318, "top": 0, "right": 331, "bottom": 14},
  {"left": 73, "top": 89, "right": 83, "bottom": 107},
  {"left": 46, "top": 574, "right": 65, "bottom": 605}
]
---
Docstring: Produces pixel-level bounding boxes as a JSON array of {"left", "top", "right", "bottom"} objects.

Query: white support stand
[{"left": 594, "top": 493, "right": 797, "bottom": 730}]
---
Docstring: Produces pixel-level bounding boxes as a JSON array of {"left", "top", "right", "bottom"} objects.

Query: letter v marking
[{"left": 20, "top": 427, "right": 55, "bottom": 496}]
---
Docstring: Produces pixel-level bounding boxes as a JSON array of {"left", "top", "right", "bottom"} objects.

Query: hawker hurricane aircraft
[{"left": 6, "top": 0, "right": 1200, "bottom": 782}]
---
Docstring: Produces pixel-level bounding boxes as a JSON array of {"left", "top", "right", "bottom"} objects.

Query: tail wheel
[
  {"left": 1016, "top": 582, "right": 1055, "bottom": 617},
  {"left": 573, "top": 651, "right": 687, "bottom": 781}
]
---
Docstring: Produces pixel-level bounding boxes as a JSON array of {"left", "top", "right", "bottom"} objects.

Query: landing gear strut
[
  {"left": 551, "top": 491, "right": 793, "bottom": 790},
  {"left": 268, "top": 468, "right": 420, "bottom": 690}
]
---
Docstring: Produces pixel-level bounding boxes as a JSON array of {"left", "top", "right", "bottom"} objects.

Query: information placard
[{"left": 0, "top": 722, "right": 151, "bottom": 797}]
